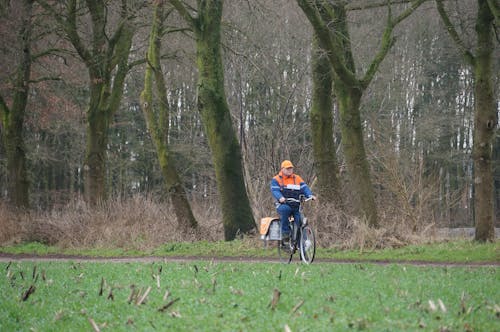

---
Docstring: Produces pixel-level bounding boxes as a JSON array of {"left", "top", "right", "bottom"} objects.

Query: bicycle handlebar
[{"left": 284, "top": 196, "right": 314, "bottom": 203}]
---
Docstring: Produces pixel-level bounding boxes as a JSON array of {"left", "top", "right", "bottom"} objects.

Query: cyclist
[{"left": 270, "top": 160, "right": 316, "bottom": 244}]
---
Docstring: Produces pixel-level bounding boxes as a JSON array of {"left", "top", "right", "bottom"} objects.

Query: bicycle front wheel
[
  {"left": 277, "top": 238, "right": 293, "bottom": 264},
  {"left": 299, "top": 225, "right": 316, "bottom": 264}
]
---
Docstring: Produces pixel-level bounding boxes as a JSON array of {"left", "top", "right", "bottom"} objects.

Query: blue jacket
[{"left": 270, "top": 171, "right": 313, "bottom": 204}]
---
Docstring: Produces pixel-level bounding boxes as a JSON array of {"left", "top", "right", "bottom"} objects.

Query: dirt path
[{"left": 0, "top": 253, "right": 498, "bottom": 267}]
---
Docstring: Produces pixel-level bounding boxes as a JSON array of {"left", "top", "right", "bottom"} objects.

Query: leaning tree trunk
[
  {"left": 0, "top": 0, "right": 33, "bottom": 209},
  {"left": 140, "top": 1, "right": 197, "bottom": 230},
  {"left": 473, "top": 0, "right": 496, "bottom": 242},
  {"left": 170, "top": 0, "right": 255, "bottom": 239},
  {"left": 310, "top": 36, "right": 343, "bottom": 208},
  {"left": 195, "top": 0, "right": 255, "bottom": 239}
]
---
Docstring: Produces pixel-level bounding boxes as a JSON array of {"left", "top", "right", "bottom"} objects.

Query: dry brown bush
[
  {"left": 0, "top": 196, "right": 226, "bottom": 250},
  {"left": 309, "top": 198, "right": 437, "bottom": 251},
  {"left": 1, "top": 184, "right": 441, "bottom": 251},
  {"left": 0, "top": 201, "right": 26, "bottom": 245}
]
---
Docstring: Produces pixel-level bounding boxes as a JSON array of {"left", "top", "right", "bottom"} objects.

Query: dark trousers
[{"left": 276, "top": 203, "right": 300, "bottom": 237}]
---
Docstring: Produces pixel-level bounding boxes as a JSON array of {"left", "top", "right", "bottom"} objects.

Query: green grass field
[
  {"left": 1, "top": 260, "right": 499, "bottom": 331},
  {"left": 1, "top": 239, "right": 499, "bottom": 263}
]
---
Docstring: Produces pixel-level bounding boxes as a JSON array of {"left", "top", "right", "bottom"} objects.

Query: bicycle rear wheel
[
  {"left": 277, "top": 238, "right": 293, "bottom": 264},
  {"left": 299, "top": 225, "right": 316, "bottom": 264}
]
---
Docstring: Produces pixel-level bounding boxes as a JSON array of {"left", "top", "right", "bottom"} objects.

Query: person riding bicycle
[{"left": 270, "top": 160, "right": 316, "bottom": 243}]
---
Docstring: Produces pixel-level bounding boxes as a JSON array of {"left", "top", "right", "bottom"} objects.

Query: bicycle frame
[{"left": 280, "top": 195, "right": 315, "bottom": 264}]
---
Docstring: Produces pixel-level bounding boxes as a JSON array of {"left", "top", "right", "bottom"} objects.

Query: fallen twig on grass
[
  {"left": 136, "top": 286, "right": 152, "bottom": 305},
  {"left": 158, "top": 297, "right": 180, "bottom": 312},
  {"left": 21, "top": 285, "right": 36, "bottom": 301},
  {"left": 290, "top": 299, "right": 304, "bottom": 315},
  {"left": 88, "top": 318, "right": 100, "bottom": 332}
]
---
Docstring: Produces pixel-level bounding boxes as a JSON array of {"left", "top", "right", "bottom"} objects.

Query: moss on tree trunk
[
  {"left": 336, "top": 84, "right": 378, "bottom": 227},
  {"left": 75, "top": 2, "right": 134, "bottom": 205},
  {"left": 0, "top": 0, "right": 33, "bottom": 209},
  {"left": 310, "top": 36, "right": 343, "bottom": 208},
  {"left": 193, "top": 0, "right": 255, "bottom": 239},
  {"left": 140, "top": 2, "right": 197, "bottom": 230}
]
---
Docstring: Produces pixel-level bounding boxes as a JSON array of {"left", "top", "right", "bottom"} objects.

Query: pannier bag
[{"left": 259, "top": 217, "right": 281, "bottom": 241}]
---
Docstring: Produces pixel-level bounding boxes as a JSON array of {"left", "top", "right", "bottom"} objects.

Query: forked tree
[
  {"left": 37, "top": 0, "right": 137, "bottom": 205},
  {"left": 297, "top": 0, "right": 426, "bottom": 227}
]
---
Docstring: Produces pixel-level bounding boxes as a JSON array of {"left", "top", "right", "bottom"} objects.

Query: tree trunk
[
  {"left": 436, "top": 0, "right": 497, "bottom": 241},
  {"left": 298, "top": 0, "right": 379, "bottom": 227},
  {"left": 67, "top": 1, "right": 135, "bottom": 205},
  {"left": 170, "top": 0, "right": 256, "bottom": 239},
  {"left": 473, "top": 0, "right": 496, "bottom": 242},
  {"left": 35, "top": 0, "right": 136, "bottom": 205},
  {"left": 298, "top": 0, "right": 424, "bottom": 227},
  {"left": 0, "top": 0, "right": 33, "bottom": 209},
  {"left": 196, "top": 1, "right": 255, "bottom": 239},
  {"left": 141, "top": 1, "right": 197, "bottom": 230},
  {"left": 83, "top": 87, "right": 109, "bottom": 205},
  {"left": 310, "top": 36, "right": 343, "bottom": 207},
  {"left": 336, "top": 84, "right": 379, "bottom": 227}
]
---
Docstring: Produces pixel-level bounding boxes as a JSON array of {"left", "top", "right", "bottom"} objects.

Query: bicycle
[{"left": 277, "top": 196, "right": 316, "bottom": 264}]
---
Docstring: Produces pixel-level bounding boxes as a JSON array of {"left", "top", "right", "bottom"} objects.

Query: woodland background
[{"left": 0, "top": 0, "right": 498, "bottom": 248}]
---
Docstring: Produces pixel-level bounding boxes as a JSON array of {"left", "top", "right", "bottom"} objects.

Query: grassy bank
[{"left": 0, "top": 240, "right": 498, "bottom": 263}]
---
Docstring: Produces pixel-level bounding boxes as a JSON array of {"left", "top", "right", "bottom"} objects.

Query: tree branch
[
  {"left": 487, "top": 0, "right": 499, "bottom": 24},
  {"left": 28, "top": 76, "right": 62, "bottom": 84},
  {"left": 169, "top": 0, "right": 196, "bottom": 28},
  {"left": 392, "top": 0, "right": 427, "bottom": 25},
  {"left": 362, "top": 0, "right": 426, "bottom": 88},
  {"left": 85, "top": 0, "right": 106, "bottom": 55},
  {"left": 37, "top": 0, "right": 92, "bottom": 64},
  {"left": 296, "top": 0, "right": 359, "bottom": 87},
  {"left": 31, "top": 48, "right": 74, "bottom": 62},
  {"left": 347, "top": 0, "right": 427, "bottom": 11},
  {"left": 128, "top": 52, "right": 179, "bottom": 69},
  {"left": 435, "top": 0, "right": 475, "bottom": 66}
]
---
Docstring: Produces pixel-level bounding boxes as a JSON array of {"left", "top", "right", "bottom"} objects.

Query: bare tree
[
  {"left": 436, "top": 0, "right": 498, "bottom": 242},
  {"left": 37, "top": 0, "right": 138, "bottom": 205},
  {"left": 296, "top": 0, "right": 426, "bottom": 227}
]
